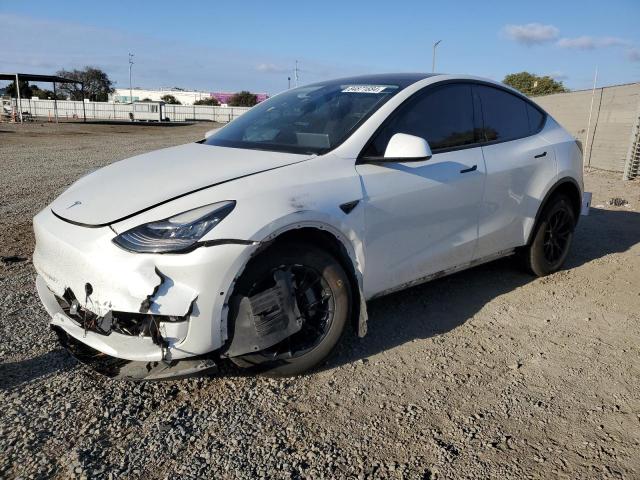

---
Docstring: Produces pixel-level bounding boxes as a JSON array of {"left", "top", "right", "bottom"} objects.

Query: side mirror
[
  {"left": 204, "top": 128, "right": 219, "bottom": 139},
  {"left": 384, "top": 133, "right": 432, "bottom": 160},
  {"left": 360, "top": 133, "right": 432, "bottom": 163}
]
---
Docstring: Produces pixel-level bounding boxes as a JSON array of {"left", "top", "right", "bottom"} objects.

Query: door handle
[
  {"left": 460, "top": 165, "right": 477, "bottom": 174},
  {"left": 534, "top": 151, "right": 547, "bottom": 159}
]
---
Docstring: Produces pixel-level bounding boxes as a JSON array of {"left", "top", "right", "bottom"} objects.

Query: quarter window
[
  {"left": 362, "top": 84, "right": 477, "bottom": 157},
  {"left": 526, "top": 102, "right": 545, "bottom": 134},
  {"left": 476, "top": 86, "right": 532, "bottom": 142}
]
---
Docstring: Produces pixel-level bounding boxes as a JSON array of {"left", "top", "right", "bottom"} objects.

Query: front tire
[
  {"left": 524, "top": 194, "right": 576, "bottom": 276},
  {"left": 228, "top": 243, "right": 351, "bottom": 377}
]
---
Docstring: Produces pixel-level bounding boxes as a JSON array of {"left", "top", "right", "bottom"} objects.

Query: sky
[{"left": 1, "top": 0, "right": 639, "bottom": 95}]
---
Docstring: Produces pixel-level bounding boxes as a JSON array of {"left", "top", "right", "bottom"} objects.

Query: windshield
[{"left": 205, "top": 82, "right": 401, "bottom": 155}]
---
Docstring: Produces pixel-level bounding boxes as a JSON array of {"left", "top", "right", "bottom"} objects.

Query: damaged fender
[
  {"left": 221, "top": 219, "right": 369, "bottom": 357},
  {"left": 259, "top": 220, "right": 368, "bottom": 338}
]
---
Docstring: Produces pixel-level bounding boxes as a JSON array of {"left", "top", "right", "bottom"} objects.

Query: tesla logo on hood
[{"left": 66, "top": 201, "right": 82, "bottom": 209}]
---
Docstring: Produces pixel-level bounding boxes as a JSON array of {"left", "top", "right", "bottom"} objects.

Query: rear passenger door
[{"left": 474, "top": 85, "right": 556, "bottom": 259}]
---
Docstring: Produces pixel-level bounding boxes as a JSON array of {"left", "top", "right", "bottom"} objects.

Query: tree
[
  {"left": 28, "top": 85, "right": 66, "bottom": 100},
  {"left": 193, "top": 97, "right": 220, "bottom": 106},
  {"left": 503, "top": 72, "right": 568, "bottom": 96},
  {"left": 228, "top": 91, "right": 258, "bottom": 107},
  {"left": 33, "top": 89, "right": 66, "bottom": 100},
  {"left": 161, "top": 94, "right": 181, "bottom": 105},
  {"left": 3, "top": 81, "right": 66, "bottom": 100},
  {"left": 139, "top": 98, "right": 154, "bottom": 102},
  {"left": 55, "top": 67, "right": 114, "bottom": 101},
  {"left": 3, "top": 80, "right": 34, "bottom": 98}
]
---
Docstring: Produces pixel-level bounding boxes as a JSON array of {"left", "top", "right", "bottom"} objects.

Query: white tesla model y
[{"left": 34, "top": 74, "right": 583, "bottom": 379}]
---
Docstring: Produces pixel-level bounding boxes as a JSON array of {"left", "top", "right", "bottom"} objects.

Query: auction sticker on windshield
[{"left": 342, "top": 85, "right": 390, "bottom": 94}]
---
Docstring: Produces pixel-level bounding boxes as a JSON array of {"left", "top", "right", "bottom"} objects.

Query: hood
[{"left": 51, "top": 143, "right": 310, "bottom": 226}]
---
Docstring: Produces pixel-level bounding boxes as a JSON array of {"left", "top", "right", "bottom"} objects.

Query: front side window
[
  {"left": 476, "top": 85, "right": 532, "bottom": 142},
  {"left": 362, "top": 84, "right": 478, "bottom": 157},
  {"left": 205, "top": 82, "right": 401, "bottom": 155}
]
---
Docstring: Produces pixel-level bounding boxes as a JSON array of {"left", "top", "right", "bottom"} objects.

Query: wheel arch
[
  {"left": 232, "top": 223, "right": 368, "bottom": 339},
  {"left": 526, "top": 176, "right": 582, "bottom": 245}
]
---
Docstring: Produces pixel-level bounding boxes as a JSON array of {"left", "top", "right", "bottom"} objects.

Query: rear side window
[
  {"left": 362, "top": 84, "right": 477, "bottom": 157},
  {"left": 476, "top": 85, "right": 531, "bottom": 142}
]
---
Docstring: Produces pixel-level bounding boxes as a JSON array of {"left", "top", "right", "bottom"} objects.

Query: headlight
[{"left": 113, "top": 201, "right": 235, "bottom": 253}]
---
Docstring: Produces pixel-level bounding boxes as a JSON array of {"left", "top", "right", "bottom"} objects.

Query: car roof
[{"left": 307, "top": 73, "right": 441, "bottom": 89}]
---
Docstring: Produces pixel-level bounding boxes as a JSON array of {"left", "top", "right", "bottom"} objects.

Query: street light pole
[
  {"left": 432, "top": 40, "right": 442, "bottom": 73},
  {"left": 128, "top": 53, "right": 134, "bottom": 103}
]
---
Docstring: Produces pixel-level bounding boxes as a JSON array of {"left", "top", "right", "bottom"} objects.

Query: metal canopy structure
[{"left": 0, "top": 72, "right": 86, "bottom": 123}]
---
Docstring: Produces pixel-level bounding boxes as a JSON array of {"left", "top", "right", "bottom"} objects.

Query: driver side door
[{"left": 356, "top": 83, "right": 486, "bottom": 298}]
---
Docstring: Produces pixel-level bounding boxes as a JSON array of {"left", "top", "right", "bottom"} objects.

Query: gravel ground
[{"left": 1, "top": 121, "right": 639, "bottom": 479}]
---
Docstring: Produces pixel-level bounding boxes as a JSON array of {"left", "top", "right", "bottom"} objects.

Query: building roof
[{"left": 0, "top": 73, "right": 81, "bottom": 84}]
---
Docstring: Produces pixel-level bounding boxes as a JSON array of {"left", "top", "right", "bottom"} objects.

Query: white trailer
[{"left": 132, "top": 101, "right": 165, "bottom": 122}]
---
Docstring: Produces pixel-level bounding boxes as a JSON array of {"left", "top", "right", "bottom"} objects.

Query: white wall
[
  {"left": 13, "top": 98, "right": 250, "bottom": 123},
  {"left": 533, "top": 83, "right": 640, "bottom": 174},
  {"left": 111, "top": 88, "right": 212, "bottom": 105}
]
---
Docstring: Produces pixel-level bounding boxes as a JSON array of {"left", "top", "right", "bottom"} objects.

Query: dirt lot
[{"left": 1, "top": 122, "right": 639, "bottom": 479}]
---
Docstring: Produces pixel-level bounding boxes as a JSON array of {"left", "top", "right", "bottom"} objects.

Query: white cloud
[
  {"left": 599, "top": 37, "right": 629, "bottom": 47},
  {"left": 503, "top": 23, "right": 559, "bottom": 46},
  {"left": 557, "top": 36, "right": 628, "bottom": 50},
  {"left": 502, "top": 23, "right": 633, "bottom": 56},
  {"left": 557, "top": 36, "right": 594, "bottom": 49},
  {"left": 547, "top": 71, "right": 568, "bottom": 81},
  {"left": 255, "top": 63, "right": 289, "bottom": 74},
  {"left": 628, "top": 48, "right": 640, "bottom": 62}
]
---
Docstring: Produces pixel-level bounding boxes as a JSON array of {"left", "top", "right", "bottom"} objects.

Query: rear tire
[
  {"left": 228, "top": 243, "right": 351, "bottom": 377},
  {"left": 523, "top": 194, "right": 576, "bottom": 276}
]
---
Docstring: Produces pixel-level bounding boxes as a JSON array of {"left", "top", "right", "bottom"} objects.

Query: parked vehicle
[
  {"left": 1, "top": 97, "right": 13, "bottom": 118},
  {"left": 33, "top": 74, "right": 583, "bottom": 379}
]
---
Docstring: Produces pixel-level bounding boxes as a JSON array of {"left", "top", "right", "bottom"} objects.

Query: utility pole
[
  {"left": 294, "top": 60, "right": 299, "bottom": 87},
  {"left": 128, "top": 53, "right": 134, "bottom": 103},
  {"left": 432, "top": 40, "right": 442, "bottom": 73}
]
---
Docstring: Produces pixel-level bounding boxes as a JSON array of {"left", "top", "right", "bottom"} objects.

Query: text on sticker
[{"left": 342, "top": 85, "right": 388, "bottom": 94}]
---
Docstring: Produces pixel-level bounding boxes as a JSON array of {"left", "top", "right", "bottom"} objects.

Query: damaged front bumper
[
  {"left": 33, "top": 208, "right": 257, "bottom": 367},
  {"left": 51, "top": 324, "right": 218, "bottom": 381}
]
